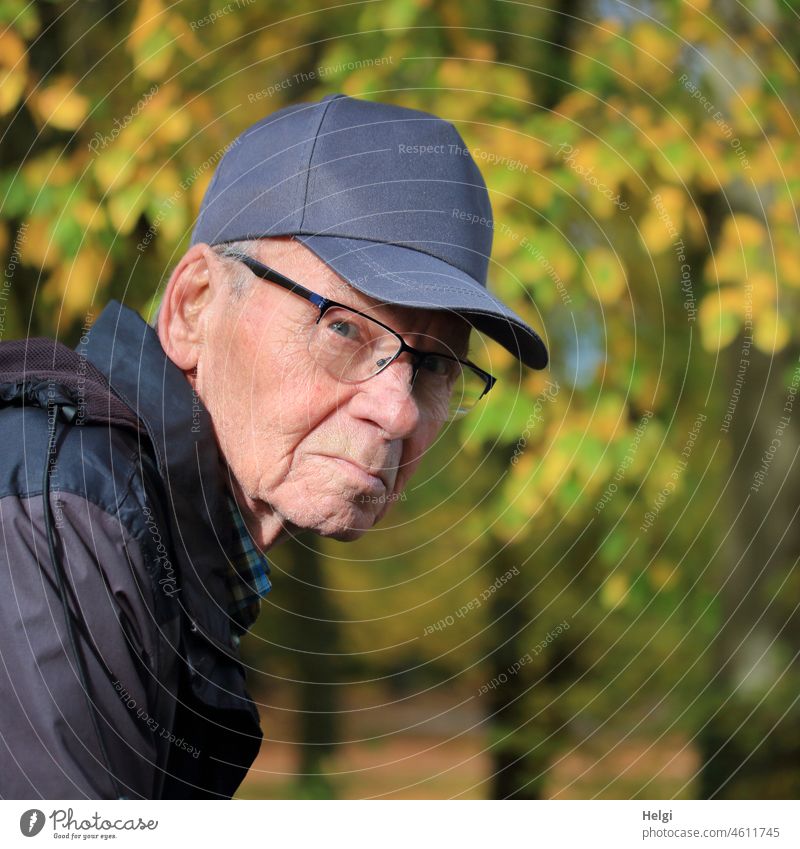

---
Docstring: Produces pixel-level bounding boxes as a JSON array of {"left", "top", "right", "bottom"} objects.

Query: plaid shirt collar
[{"left": 225, "top": 496, "right": 272, "bottom": 639}]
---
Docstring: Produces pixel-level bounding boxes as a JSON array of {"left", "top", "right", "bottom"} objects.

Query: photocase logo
[{"left": 20, "top": 809, "right": 46, "bottom": 837}]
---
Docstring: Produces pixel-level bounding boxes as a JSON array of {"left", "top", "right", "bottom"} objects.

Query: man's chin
[
  {"left": 298, "top": 500, "right": 386, "bottom": 541},
  {"left": 320, "top": 525, "right": 368, "bottom": 542}
]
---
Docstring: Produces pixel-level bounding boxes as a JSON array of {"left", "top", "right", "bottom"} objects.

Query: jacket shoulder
[{"left": 0, "top": 404, "right": 151, "bottom": 530}]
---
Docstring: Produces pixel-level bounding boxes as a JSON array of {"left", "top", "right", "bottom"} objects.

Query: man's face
[{"left": 193, "top": 238, "right": 471, "bottom": 545}]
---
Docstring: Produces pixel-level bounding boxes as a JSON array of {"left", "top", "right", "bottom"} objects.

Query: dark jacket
[{"left": 0, "top": 300, "right": 262, "bottom": 799}]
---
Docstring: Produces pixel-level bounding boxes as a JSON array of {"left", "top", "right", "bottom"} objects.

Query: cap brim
[{"left": 295, "top": 235, "right": 548, "bottom": 370}]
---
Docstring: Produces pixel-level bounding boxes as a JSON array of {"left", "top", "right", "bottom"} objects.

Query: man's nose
[{"left": 351, "top": 356, "right": 422, "bottom": 438}]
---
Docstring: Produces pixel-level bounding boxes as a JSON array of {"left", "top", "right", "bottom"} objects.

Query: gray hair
[
  {"left": 210, "top": 239, "right": 262, "bottom": 297},
  {"left": 150, "top": 239, "right": 263, "bottom": 330}
]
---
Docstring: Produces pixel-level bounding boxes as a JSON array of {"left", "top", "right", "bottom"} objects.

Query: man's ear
[{"left": 158, "top": 243, "right": 221, "bottom": 371}]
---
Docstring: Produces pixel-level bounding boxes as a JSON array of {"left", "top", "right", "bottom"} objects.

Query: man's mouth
[{"left": 320, "top": 455, "right": 390, "bottom": 491}]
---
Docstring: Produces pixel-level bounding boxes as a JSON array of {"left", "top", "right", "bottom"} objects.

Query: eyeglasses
[{"left": 217, "top": 249, "right": 496, "bottom": 421}]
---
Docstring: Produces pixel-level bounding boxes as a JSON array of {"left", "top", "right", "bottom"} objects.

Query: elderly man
[{"left": 0, "top": 94, "right": 547, "bottom": 799}]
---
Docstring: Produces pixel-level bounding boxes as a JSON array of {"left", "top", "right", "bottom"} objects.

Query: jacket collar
[{"left": 80, "top": 299, "right": 237, "bottom": 649}]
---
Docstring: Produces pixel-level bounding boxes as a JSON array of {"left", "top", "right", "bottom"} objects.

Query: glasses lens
[
  {"left": 308, "top": 306, "right": 491, "bottom": 421},
  {"left": 412, "top": 355, "right": 489, "bottom": 420},
  {"left": 309, "top": 307, "right": 401, "bottom": 383},
  {"left": 450, "top": 367, "right": 492, "bottom": 419}
]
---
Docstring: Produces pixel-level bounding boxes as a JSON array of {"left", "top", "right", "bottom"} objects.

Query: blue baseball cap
[{"left": 191, "top": 93, "right": 548, "bottom": 369}]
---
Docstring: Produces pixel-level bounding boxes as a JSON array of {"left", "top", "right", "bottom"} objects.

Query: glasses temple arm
[{"left": 220, "top": 249, "right": 328, "bottom": 309}]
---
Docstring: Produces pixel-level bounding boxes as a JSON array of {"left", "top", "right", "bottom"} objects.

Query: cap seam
[{"left": 297, "top": 95, "right": 343, "bottom": 234}]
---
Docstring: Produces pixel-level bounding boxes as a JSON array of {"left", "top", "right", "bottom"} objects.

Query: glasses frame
[{"left": 218, "top": 249, "right": 497, "bottom": 407}]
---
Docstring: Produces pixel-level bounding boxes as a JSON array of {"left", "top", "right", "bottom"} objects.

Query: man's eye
[
  {"left": 327, "top": 319, "right": 360, "bottom": 341},
  {"left": 420, "top": 355, "right": 454, "bottom": 377}
]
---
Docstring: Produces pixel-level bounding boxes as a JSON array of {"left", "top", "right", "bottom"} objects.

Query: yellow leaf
[
  {"left": 48, "top": 248, "right": 111, "bottom": 320},
  {"left": 749, "top": 272, "right": 777, "bottom": 315},
  {"left": 0, "top": 27, "right": 26, "bottom": 66},
  {"left": 128, "top": 0, "right": 165, "bottom": 50},
  {"left": 154, "top": 106, "right": 191, "bottom": 144},
  {"left": 705, "top": 242, "right": 745, "bottom": 286},
  {"left": 22, "top": 150, "right": 75, "bottom": 188},
  {"left": 592, "top": 395, "right": 626, "bottom": 443},
  {"left": 0, "top": 28, "right": 28, "bottom": 115},
  {"left": 509, "top": 446, "right": 537, "bottom": 484},
  {"left": 0, "top": 67, "right": 26, "bottom": 114},
  {"left": 72, "top": 200, "right": 107, "bottom": 233},
  {"left": 107, "top": 186, "right": 148, "bottom": 235},
  {"left": 94, "top": 149, "right": 137, "bottom": 193},
  {"left": 722, "top": 214, "right": 767, "bottom": 250},
  {"left": 753, "top": 309, "right": 789, "bottom": 354},
  {"left": 631, "top": 23, "right": 678, "bottom": 66},
  {"left": 698, "top": 288, "right": 743, "bottom": 351},
  {"left": 649, "top": 559, "right": 676, "bottom": 590},
  {"left": 694, "top": 137, "right": 733, "bottom": 191},
  {"left": 584, "top": 183, "right": 621, "bottom": 220},
  {"left": 189, "top": 167, "right": 216, "bottom": 213},
  {"left": 555, "top": 89, "right": 595, "bottom": 119},
  {"left": 679, "top": 4, "right": 712, "bottom": 42},
  {"left": 630, "top": 23, "right": 679, "bottom": 89},
  {"left": 602, "top": 573, "right": 629, "bottom": 608},
  {"left": 776, "top": 244, "right": 800, "bottom": 288},
  {"left": 18, "top": 216, "right": 60, "bottom": 269},
  {"left": 158, "top": 199, "right": 189, "bottom": 244},
  {"left": 549, "top": 238, "right": 578, "bottom": 283},
  {"left": 537, "top": 452, "right": 566, "bottom": 493},
  {"left": 33, "top": 77, "right": 89, "bottom": 130},
  {"left": 771, "top": 189, "right": 799, "bottom": 225},
  {"left": 684, "top": 204, "right": 707, "bottom": 246},
  {"left": 559, "top": 139, "right": 600, "bottom": 173},
  {"left": 729, "top": 85, "right": 763, "bottom": 136},
  {"left": 527, "top": 177, "right": 554, "bottom": 212},
  {"left": 164, "top": 10, "right": 204, "bottom": 59},
  {"left": 706, "top": 214, "right": 771, "bottom": 285},
  {"left": 128, "top": 0, "right": 176, "bottom": 80},
  {"left": 586, "top": 246, "right": 627, "bottom": 304},
  {"left": 768, "top": 98, "right": 799, "bottom": 138},
  {"left": 639, "top": 212, "right": 674, "bottom": 255},
  {"left": 643, "top": 186, "right": 685, "bottom": 254}
]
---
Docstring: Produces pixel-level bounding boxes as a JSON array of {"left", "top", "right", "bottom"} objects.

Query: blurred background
[{"left": 2, "top": 0, "right": 799, "bottom": 799}]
